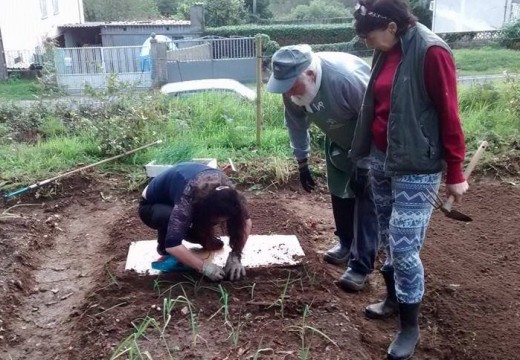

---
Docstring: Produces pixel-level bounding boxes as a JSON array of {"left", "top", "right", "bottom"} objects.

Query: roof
[{"left": 59, "top": 20, "right": 191, "bottom": 29}]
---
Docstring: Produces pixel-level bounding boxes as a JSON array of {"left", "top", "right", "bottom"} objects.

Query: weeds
[
  {"left": 179, "top": 286, "right": 203, "bottom": 346},
  {"left": 287, "top": 304, "right": 338, "bottom": 360},
  {"left": 226, "top": 309, "right": 246, "bottom": 347},
  {"left": 104, "top": 264, "right": 120, "bottom": 289},
  {"left": 110, "top": 316, "right": 158, "bottom": 360},
  {"left": 268, "top": 271, "right": 293, "bottom": 318},
  {"left": 251, "top": 337, "right": 273, "bottom": 360},
  {"left": 232, "top": 282, "right": 256, "bottom": 301},
  {"left": 208, "top": 284, "right": 230, "bottom": 322},
  {"left": 0, "top": 203, "right": 41, "bottom": 221},
  {"left": 302, "top": 265, "right": 318, "bottom": 286}
]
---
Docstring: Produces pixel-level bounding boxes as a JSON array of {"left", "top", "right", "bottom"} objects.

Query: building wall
[
  {"left": 100, "top": 25, "right": 200, "bottom": 47},
  {"left": 0, "top": 0, "right": 84, "bottom": 52}
]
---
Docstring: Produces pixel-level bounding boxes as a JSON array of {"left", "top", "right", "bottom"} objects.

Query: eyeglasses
[{"left": 355, "top": 3, "right": 390, "bottom": 20}]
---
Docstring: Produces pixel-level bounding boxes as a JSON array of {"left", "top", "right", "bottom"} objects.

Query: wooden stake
[{"left": 255, "top": 35, "right": 263, "bottom": 146}]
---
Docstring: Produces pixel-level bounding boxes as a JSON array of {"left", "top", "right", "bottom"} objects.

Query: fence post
[
  {"left": 255, "top": 34, "right": 263, "bottom": 147},
  {"left": 151, "top": 37, "right": 168, "bottom": 89},
  {"left": 0, "top": 28, "right": 7, "bottom": 81}
]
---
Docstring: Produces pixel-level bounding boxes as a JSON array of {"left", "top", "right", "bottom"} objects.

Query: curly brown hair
[{"left": 354, "top": 0, "right": 417, "bottom": 37}]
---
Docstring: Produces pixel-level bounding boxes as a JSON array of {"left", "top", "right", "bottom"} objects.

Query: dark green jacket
[{"left": 351, "top": 23, "right": 452, "bottom": 176}]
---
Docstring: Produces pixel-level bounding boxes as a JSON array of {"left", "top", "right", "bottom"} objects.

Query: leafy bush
[
  {"left": 0, "top": 103, "right": 24, "bottom": 124},
  {"left": 286, "top": 0, "right": 348, "bottom": 21},
  {"left": 204, "top": 23, "right": 355, "bottom": 46},
  {"left": 311, "top": 38, "right": 368, "bottom": 52},
  {"left": 500, "top": 19, "right": 520, "bottom": 49},
  {"left": 458, "top": 83, "right": 501, "bottom": 111},
  {"left": 40, "top": 116, "right": 68, "bottom": 139},
  {"left": 0, "top": 123, "right": 11, "bottom": 145},
  {"left": 503, "top": 78, "right": 520, "bottom": 117}
]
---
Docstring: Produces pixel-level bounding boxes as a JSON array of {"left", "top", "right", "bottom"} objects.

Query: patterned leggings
[{"left": 370, "top": 150, "right": 441, "bottom": 304}]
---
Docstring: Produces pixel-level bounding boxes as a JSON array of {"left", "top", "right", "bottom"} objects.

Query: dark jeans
[
  {"left": 138, "top": 198, "right": 214, "bottom": 255},
  {"left": 138, "top": 198, "right": 172, "bottom": 255},
  {"left": 331, "top": 167, "right": 379, "bottom": 275}
]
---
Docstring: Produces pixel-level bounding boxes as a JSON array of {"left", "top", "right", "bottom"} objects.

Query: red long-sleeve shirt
[{"left": 371, "top": 44, "right": 466, "bottom": 184}]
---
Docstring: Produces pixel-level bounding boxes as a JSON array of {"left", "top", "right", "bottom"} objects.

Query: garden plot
[{"left": 1, "top": 174, "right": 520, "bottom": 360}]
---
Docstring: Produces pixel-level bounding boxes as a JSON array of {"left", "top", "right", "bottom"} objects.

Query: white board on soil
[{"left": 125, "top": 235, "right": 305, "bottom": 276}]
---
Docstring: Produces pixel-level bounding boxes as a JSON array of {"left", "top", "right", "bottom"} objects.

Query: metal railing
[
  {"left": 54, "top": 46, "right": 142, "bottom": 75},
  {"left": 173, "top": 37, "right": 256, "bottom": 60}
]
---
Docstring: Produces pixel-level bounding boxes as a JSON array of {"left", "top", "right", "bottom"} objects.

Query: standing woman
[{"left": 350, "top": 1, "right": 469, "bottom": 359}]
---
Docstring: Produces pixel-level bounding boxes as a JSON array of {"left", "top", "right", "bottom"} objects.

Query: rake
[
  {"left": 2, "top": 140, "right": 162, "bottom": 205},
  {"left": 425, "top": 140, "right": 488, "bottom": 222}
]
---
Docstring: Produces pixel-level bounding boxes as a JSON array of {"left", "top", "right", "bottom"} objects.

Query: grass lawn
[
  {"left": 454, "top": 47, "right": 520, "bottom": 75},
  {"left": 0, "top": 77, "right": 39, "bottom": 100},
  {"left": 361, "top": 47, "right": 520, "bottom": 76}
]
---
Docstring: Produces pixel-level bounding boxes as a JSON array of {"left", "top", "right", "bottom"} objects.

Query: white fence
[
  {"left": 54, "top": 46, "right": 151, "bottom": 94},
  {"left": 53, "top": 37, "right": 256, "bottom": 94},
  {"left": 55, "top": 46, "right": 143, "bottom": 74}
]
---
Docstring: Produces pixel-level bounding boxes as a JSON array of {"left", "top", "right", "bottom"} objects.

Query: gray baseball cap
[{"left": 266, "top": 44, "right": 313, "bottom": 93}]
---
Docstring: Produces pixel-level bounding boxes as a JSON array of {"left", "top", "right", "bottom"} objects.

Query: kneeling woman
[{"left": 139, "top": 162, "right": 252, "bottom": 281}]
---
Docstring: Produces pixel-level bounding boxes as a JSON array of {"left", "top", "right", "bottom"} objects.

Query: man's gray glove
[
  {"left": 224, "top": 252, "right": 246, "bottom": 281},
  {"left": 202, "top": 261, "right": 225, "bottom": 281},
  {"left": 298, "top": 158, "right": 316, "bottom": 193}
]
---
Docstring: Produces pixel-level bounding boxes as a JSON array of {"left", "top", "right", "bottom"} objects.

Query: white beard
[{"left": 290, "top": 76, "right": 319, "bottom": 107}]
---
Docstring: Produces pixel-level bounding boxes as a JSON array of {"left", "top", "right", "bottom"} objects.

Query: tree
[
  {"left": 286, "top": 0, "right": 348, "bottom": 20},
  {"left": 204, "top": 0, "right": 246, "bottom": 27},
  {"left": 156, "top": 0, "right": 178, "bottom": 17},
  {"left": 84, "top": 0, "right": 160, "bottom": 21},
  {"left": 269, "top": 0, "right": 309, "bottom": 19},
  {"left": 410, "top": 0, "right": 433, "bottom": 28},
  {"left": 244, "top": 0, "right": 273, "bottom": 21}
]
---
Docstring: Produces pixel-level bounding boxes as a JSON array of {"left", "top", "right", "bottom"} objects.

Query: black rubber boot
[
  {"left": 387, "top": 302, "right": 421, "bottom": 360},
  {"left": 323, "top": 242, "right": 350, "bottom": 265},
  {"left": 338, "top": 267, "right": 368, "bottom": 292},
  {"left": 364, "top": 269, "right": 398, "bottom": 319}
]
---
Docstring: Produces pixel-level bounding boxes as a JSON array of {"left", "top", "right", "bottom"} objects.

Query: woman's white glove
[
  {"left": 224, "top": 252, "right": 246, "bottom": 281},
  {"left": 446, "top": 181, "right": 469, "bottom": 203},
  {"left": 201, "top": 261, "right": 225, "bottom": 281}
]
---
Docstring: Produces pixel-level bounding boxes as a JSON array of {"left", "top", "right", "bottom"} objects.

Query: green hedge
[
  {"left": 310, "top": 40, "right": 370, "bottom": 52},
  {"left": 204, "top": 24, "right": 355, "bottom": 46}
]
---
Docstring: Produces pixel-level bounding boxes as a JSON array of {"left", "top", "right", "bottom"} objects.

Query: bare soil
[{"left": 1, "top": 174, "right": 519, "bottom": 360}]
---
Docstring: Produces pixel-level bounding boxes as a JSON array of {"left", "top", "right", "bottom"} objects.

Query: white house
[{"left": 0, "top": 0, "right": 84, "bottom": 67}]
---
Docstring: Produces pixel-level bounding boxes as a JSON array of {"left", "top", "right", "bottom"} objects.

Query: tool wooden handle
[{"left": 444, "top": 141, "right": 488, "bottom": 211}]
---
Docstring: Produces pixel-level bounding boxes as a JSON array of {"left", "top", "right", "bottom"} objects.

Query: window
[
  {"left": 40, "top": 0, "right": 48, "bottom": 19},
  {"left": 53, "top": 0, "right": 59, "bottom": 15}
]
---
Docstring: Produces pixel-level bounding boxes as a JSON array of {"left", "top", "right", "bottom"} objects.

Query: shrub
[
  {"left": 458, "top": 83, "right": 501, "bottom": 111},
  {"left": 499, "top": 19, "right": 520, "bottom": 49},
  {"left": 204, "top": 24, "right": 355, "bottom": 46}
]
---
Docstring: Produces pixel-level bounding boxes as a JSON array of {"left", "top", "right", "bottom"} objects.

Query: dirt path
[{"left": 5, "top": 202, "right": 125, "bottom": 360}]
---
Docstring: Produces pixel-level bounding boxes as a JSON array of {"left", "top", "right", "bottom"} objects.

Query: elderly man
[{"left": 266, "top": 44, "right": 378, "bottom": 291}]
